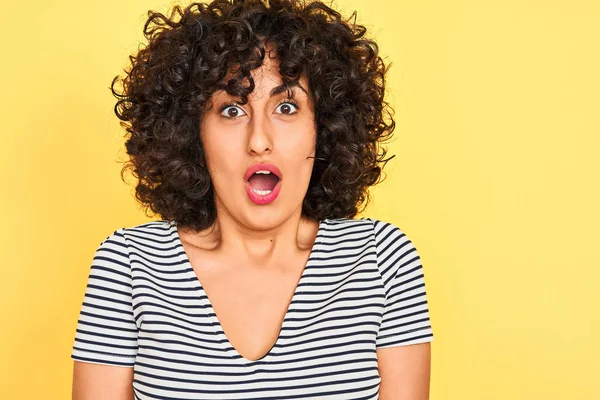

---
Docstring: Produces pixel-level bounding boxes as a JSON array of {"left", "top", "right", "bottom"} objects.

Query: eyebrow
[{"left": 270, "top": 81, "right": 309, "bottom": 98}]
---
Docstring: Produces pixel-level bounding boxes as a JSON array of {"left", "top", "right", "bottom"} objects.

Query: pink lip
[{"left": 244, "top": 162, "right": 282, "bottom": 205}]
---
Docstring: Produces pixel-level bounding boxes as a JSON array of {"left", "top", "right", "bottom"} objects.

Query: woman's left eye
[{"left": 275, "top": 101, "right": 299, "bottom": 115}]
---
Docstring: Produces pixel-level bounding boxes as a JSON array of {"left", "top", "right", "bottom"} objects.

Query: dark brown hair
[{"left": 112, "top": 0, "right": 395, "bottom": 231}]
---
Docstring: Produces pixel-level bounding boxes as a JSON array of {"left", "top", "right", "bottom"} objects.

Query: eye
[
  {"left": 219, "top": 103, "right": 246, "bottom": 118},
  {"left": 275, "top": 100, "right": 300, "bottom": 115}
]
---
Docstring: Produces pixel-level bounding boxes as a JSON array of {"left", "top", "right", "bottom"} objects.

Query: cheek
[
  {"left": 200, "top": 131, "right": 237, "bottom": 180},
  {"left": 204, "top": 144, "right": 236, "bottom": 181},
  {"left": 284, "top": 119, "right": 316, "bottom": 151},
  {"left": 283, "top": 128, "right": 317, "bottom": 179}
]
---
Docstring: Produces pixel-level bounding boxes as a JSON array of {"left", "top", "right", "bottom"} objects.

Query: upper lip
[{"left": 244, "top": 162, "right": 282, "bottom": 181}]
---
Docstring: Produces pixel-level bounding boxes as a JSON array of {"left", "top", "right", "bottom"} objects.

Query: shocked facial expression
[{"left": 200, "top": 53, "right": 317, "bottom": 230}]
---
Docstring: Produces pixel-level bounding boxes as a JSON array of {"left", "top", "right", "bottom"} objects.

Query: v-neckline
[{"left": 171, "top": 219, "right": 326, "bottom": 365}]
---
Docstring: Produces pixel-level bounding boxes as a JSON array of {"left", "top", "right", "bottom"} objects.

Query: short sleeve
[
  {"left": 371, "top": 219, "right": 434, "bottom": 348},
  {"left": 70, "top": 229, "right": 139, "bottom": 367}
]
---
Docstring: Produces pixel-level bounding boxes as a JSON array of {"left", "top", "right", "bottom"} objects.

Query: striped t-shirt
[{"left": 71, "top": 217, "right": 434, "bottom": 399}]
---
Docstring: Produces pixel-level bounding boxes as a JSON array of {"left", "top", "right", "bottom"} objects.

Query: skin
[
  {"left": 377, "top": 342, "right": 432, "bottom": 400},
  {"left": 72, "top": 363, "right": 133, "bottom": 399},
  {"left": 72, "top": 47, "right": 431, "bottom": 399},
  {"left": 176, "top": 49, "right": 322, "bottom": 362}
]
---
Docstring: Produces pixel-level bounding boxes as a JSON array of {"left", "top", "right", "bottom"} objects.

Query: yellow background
[{"left": 1, "top": 0, "right": 598, "bottom": 398}]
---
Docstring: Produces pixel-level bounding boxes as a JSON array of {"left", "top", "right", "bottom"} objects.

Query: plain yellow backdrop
[{"left": 1, "top": 0, "right": 598, "bottom": 398}]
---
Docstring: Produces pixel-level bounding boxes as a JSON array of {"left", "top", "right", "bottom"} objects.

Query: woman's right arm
[
  {"left": 72, "top": 361, "right": 134, "bottom": 400},
  {"left": 71, "top": 229, "right": 138, "bottom": 399}
]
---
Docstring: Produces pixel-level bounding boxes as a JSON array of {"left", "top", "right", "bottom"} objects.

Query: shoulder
[
  {"left": 355, "top": 217, "right": 415, "bottom": 256},
  {"left": 95, "top": 220, "right": 176, "bottom": 254},
  {"left": 121, "top": 220, "right": 174, "bottom": 236},
  {"left": 321, "top": 217, "right": 416, "bottom": 259},
  {"left": 317, "top": 217, "right": 373, "bottom": 244},
  {"left": 110, "top": 220, "right": 175, "bottom": 242},
  {"left": 322, "top": 217, "right": 372, "bottom": 231},
  {"left": 353, "top": 217, "right": 421, "bottom": 283},
  {"left": 90, "top": 221, "right": 179, "bottom": 275},
  {"left": 323, "top": 217, "right": 410, "bottom": 244}
]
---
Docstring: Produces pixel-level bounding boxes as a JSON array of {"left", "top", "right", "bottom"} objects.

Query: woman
[{"left": 71, "top": 0, "right": 434, "bottom": 398}]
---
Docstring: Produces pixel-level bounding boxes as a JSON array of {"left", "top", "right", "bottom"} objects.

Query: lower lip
[{"left": 245, "top": 180, "right": 282, "bottom": 205}]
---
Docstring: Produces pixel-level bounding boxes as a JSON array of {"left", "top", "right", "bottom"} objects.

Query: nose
[{"left": 247, "top": 113, "right": 273, "bottom": 155}]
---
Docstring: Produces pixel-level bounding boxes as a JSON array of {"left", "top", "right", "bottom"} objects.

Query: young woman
[{"left": 71, "top": 0, "right": 434, "bottom": 398}]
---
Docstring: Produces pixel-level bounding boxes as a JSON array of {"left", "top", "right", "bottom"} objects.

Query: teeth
[
  {"left": 252, "top": 188, "right": 272, "bottom": 195},
  {"left": 255, "top": 170, "right": 272, "bottom": 175}
]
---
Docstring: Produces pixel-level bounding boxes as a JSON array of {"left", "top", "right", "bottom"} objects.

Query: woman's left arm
[
  {"left": 370, "top": 219, "right": 434, "bottom": 399},
  {"left": 377, "top": 342, "right": 431, "bottom": 400}
]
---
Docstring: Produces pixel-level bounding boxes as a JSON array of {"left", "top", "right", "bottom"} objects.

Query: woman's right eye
[{"left": 220, "top": 105, "right": 246, "bottom": 118}]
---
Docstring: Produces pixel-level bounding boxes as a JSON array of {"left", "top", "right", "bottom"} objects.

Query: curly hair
[{"left": 112, "top": 0, "right": 395, "bottom": 231}]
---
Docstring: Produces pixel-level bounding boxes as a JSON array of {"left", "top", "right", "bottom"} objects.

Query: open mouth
[
  {"left": 244, "top": 163, "right": 282, "bottom": 204},
  {"left": 247, "top": 170, "right": 280, "bottom": 195}
]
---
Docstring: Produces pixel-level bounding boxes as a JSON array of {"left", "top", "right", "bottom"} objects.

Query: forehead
[
  {"left": 246, "top": 61, "right": 286, "bottom": 99},
  {"left": 213, "top": 52, "right": 310, "bottom": 101}
]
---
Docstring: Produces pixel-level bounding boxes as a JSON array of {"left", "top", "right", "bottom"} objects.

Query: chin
[{"left": 242, "top": 207, "right": 293, "bottom": 230}]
